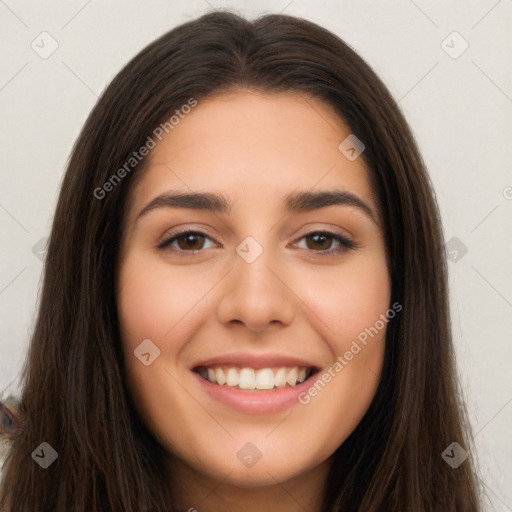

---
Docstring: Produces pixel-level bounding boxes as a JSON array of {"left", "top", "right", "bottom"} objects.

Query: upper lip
[{"left": 191, "top": 352, "right": 320, "bottom": 371}]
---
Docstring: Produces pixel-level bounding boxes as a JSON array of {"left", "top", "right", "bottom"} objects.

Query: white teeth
[
  {"left": 274, "top": 368, "right": 287, "bottom": 387},
  {"left": 215, "top": 367, "right": 226, "bottom": 385},
  {"left": 199, "top": 365, "right": 312, "bottom": 390},
  {"left": 238, "top": 368, "right": 256, "bottom": 390},
  {"left": 226, "top": 368, "right": 239, "bottom": 387},
  {"left": 255, "top": 369, "right": 274, "bottom": 390},
  {"left": 286, "top": 367, "right": 298, "bottom": 387}
]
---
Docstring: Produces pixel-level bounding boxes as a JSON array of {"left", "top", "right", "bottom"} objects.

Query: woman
[{"left": 0, "top": 10, "right": 481, "bottom": 511}]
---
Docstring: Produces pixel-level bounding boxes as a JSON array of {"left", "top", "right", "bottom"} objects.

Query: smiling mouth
[{"left": 193, "top": 365, "right": 317, "bottom": 391}]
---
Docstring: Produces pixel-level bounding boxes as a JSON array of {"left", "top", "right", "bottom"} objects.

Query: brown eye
[
  {"left": 295, "top": 231, "right": 356, "bottom": 255},
  {"left": 304, "top": 233, "right": 334, "bottom": 251},
  {"left": 175, "top": 233, "right": 205, "bottom": 251},
  {"left": 157, "top": 230, "right": 216, "bottom": 253}
]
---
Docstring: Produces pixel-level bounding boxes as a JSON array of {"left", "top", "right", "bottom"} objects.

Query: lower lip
[{"left": 192, "top": 371, "right": 317, "bottom": 415}]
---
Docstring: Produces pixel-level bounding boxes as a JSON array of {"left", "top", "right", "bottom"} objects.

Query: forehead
[{"left": 127, "top": 90, "right": 377, "bottom": 221}]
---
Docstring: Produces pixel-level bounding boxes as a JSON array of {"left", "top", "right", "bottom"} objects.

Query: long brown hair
[{"left": 0, "top": 10, "right": 481, "bottom": 511}]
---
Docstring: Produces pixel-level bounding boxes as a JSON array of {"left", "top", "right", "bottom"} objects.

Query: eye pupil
[
  {"left": 307, "top": 233, "right": 331, "bottom": 251},
  {"left": 178, "top": 233, "right": 204, "bottom": 250}
]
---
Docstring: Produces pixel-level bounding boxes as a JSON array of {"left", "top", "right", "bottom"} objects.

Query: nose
[{"left": 216, "top": 247, "right": 296, "bottom": 333}]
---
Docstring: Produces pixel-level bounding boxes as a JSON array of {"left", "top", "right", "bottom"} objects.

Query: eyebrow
[{"left": 135, "top": 189, "right": 376, "bottom": 223}]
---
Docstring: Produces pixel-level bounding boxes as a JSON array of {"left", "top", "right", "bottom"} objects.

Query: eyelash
[{"left": 156, "top": 229, "right": 357, "bottom": 257}]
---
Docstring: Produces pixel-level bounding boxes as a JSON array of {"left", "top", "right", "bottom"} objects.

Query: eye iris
[
  {"left": 177, "top": 233, "right": 204, "bottom": 250},
  {"left": 307, "top": 233, "right": 332, "bottom": 251}
]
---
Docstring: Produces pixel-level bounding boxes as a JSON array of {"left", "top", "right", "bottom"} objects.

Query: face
[{"left": 117, "top": 90, "right": 390, "bottom": 490}]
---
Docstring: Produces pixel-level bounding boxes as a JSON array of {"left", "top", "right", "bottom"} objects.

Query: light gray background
[{"left": 0, "top": 1, "right": 511, "bottom": 509}]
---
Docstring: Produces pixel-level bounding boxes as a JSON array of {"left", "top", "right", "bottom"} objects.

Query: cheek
[
  {"left": 290, "top": 257, "right": 390, "bottom": 445},
  {"left": 117, "top": 252, "right": 196, "bottom": 347},
  {"left": 116, "top": 254, "right": 201, "bottom": 446},
  {"left": 116, "top": 254, "right": 184, "bottom": 411},
  {"left": 296, "top": 250, "right": 391, "bottom": 349}
]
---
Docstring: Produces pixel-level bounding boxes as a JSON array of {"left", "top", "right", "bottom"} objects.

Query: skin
[{"left": 117, "top": 89, "right": 390, "bottom": 512}]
